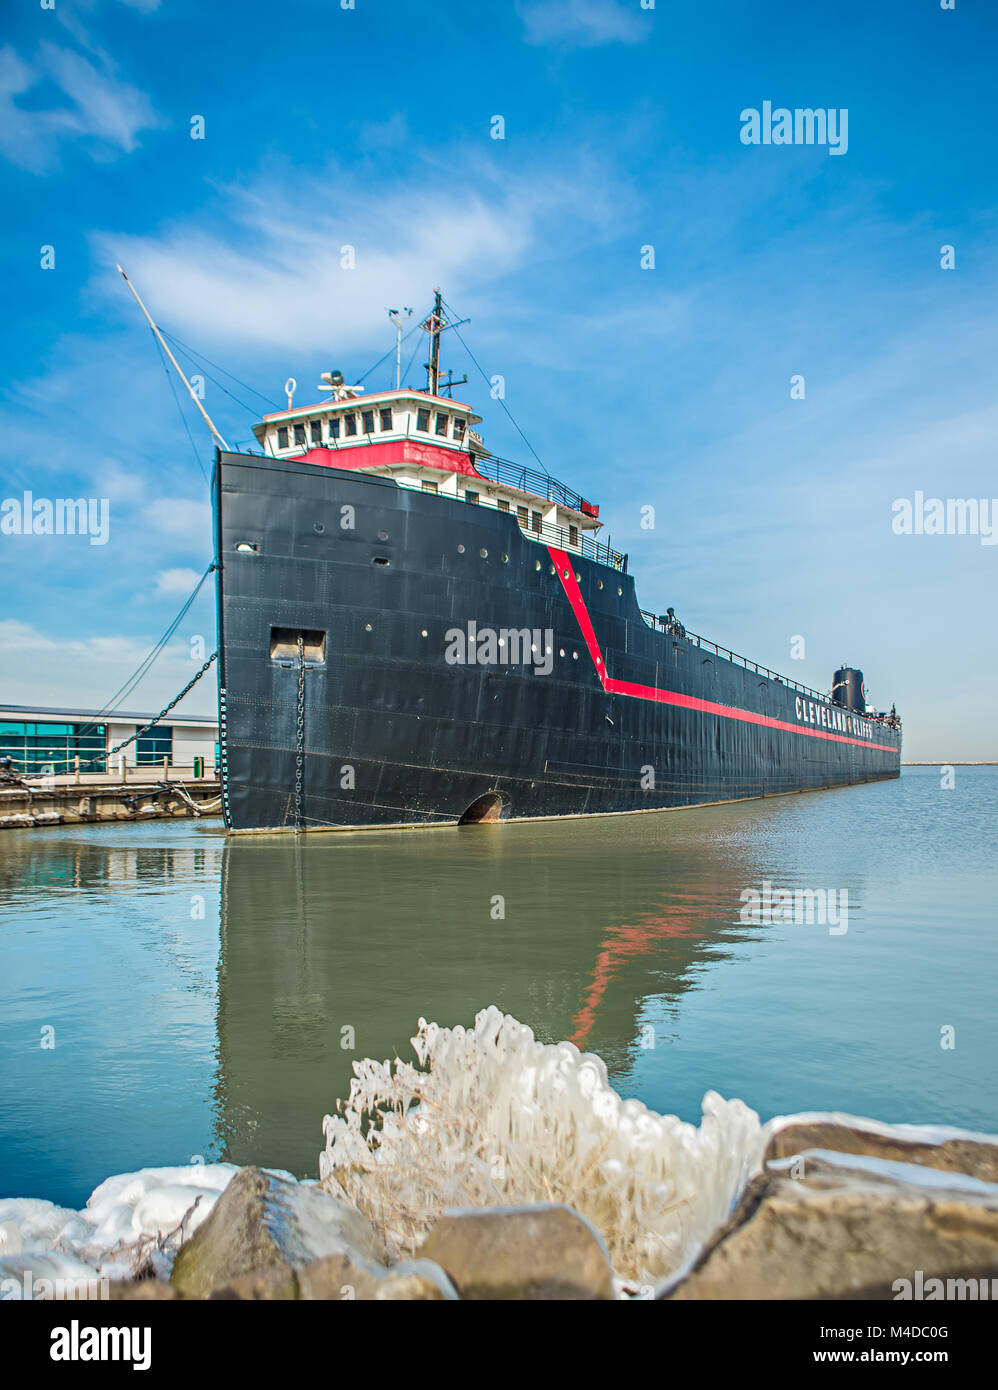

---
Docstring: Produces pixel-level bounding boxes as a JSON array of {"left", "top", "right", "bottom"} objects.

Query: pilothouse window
[
  {"left": 327, "top": 417, "right": 340, "bottom": 440},
  {"left": 379, "top": 408, "right": 393, "bottom": 431},
  {"left": 309, "top": 420, "right": 321, "bottom": 444},
  {"left": 362, "top": 410, "right": 375, "bottom": 433},
  {"left": 453, "top": 418, "right": 466, "bottom": 441},
  {"left": 417, "top": 408, "right": 430, "bottom": 431},
  {"left": 344, "top": 414, "right": 358, "bottom": 436},
  {"left": 294, "top": 423, "right": 306, "bottom": 446},
  {"left": 435, "top": 413, "right": 449, "bottom": 436},
  {"left": 277, "top": 426, "right": 289, "bottom": 449}
]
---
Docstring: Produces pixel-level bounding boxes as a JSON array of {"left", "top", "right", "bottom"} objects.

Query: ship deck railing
[
  {"left": 514, "top": 515, "right": 625, "bottom": 569},
  {"left": 472, "top": 455, "right": 596, "bottom": 517},
  {"left": 637, "top": 612, "right": 852, "bottom": 711}
]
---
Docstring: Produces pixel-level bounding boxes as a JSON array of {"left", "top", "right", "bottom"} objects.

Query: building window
[
  {"left": 327, "top": 417, "right": 340, "bottom": 440},
  {"left": 310, "top": 420, "right": 322, "bottom": 444},
  {"left": 497, "top": 499, "right": 510, "bottom": 512},
  {"left": 417, "top": 408, "right": 430, "bottom": 431},
  {"left": 569, "top": 524, "right": 579, "bottom": 547},
  {"left": 294, "top": 423, "right": 306, "bottom": 446},
  {"left": 465, "top": 490, "right": 479, "bottom": 505},
  {"left": 379, "top": 408, "right": 393, "bottom": 431},
  {"left": 0, "top": 720, "right": 107, "bottom": 775},
  {"left": 452, "top": 417, "right": 466, "bottom": 441},
  {"left": 435, "top": 412, "right": 449, "bottom": 436},
  {"left": 344, "top": 414, "right": 358, "bottom": 436},
  {"left": 136, "top": 728, "right": 173, "bottom": 767},
  {"left": 277, "top": 426, "right": 289, "bottom": 449},
  {"left": 362, "top": 410, "right": 375, "bottom": 433},
  {"left": 531, "top": 511, "right": 542, "bottom": 534},
  {"left": 517, "top": 505, "right": 528, "bottom": 525},
  {"left": 422, "top": 479, "right": 439, "bottom": 493}
]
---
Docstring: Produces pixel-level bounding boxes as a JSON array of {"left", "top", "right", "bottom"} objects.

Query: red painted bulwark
[{"left": 295, "top": 440, "right": 484, "bottom": 478}]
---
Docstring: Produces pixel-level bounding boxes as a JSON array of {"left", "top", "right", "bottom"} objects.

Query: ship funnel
[{"left": 832, "top": 666, "right": 866, "bottom": 713}]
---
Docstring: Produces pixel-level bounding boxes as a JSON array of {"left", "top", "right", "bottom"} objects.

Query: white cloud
[
  {"left": 93, "top": 159, "right": 620, "bottom": 354},
  {"left": 153, "top": 567, "right": 202, "bottom": 597},
  {"left": 143, "top": 498, "right": 212, "bottom": 539},
  {"left": 517, "top": 0, "right": 646, "bottom": 47},
  {"left": 0, "top": 40, "right": 159, "bottom": 173},
  {"left": 0, "top": 621, "right": 215, "bottom": 717}
]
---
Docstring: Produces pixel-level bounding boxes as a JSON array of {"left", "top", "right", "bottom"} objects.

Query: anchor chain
[
  {"left": 12, "top": 652, "right": 218, "bottom": 782},
  {"left": 293, "top": 633, "right": 306, "bottom": 832}
]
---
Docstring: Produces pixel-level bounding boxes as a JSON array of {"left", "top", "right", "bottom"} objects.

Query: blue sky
[{"left": 1, "top": 0, "right": 995, "bottom": 757}]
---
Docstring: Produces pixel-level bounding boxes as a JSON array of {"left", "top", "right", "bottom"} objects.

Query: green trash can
[{"left": 193, "top": 756, "right": 204, "bottom": 779}]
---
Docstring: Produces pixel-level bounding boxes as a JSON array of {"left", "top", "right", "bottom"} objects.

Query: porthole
[
  {"left": 535, "top": 560, "right": 542, "bottom": 571},
  {"left": 617, "top": 587, "right": 623, "bottom": 596},
  {"left": 235, "top": 541, "right": 258, "bottom": 554},
  {"left": 598, "top": 579, "right": 604, "bottom": 589},
  {"left": 480, "top": 548, "right": 488, "bottom": 558},
  {"left": 378, "top": 530, "right": 389, "bottom": 541},
  {"left": 559, "top": 648, "right": 565, "bottom": 657},
  {"left": 365, "top": 623, "right": 373, "bottom": 632},
  {"left": 562, "top": 568, "right": 569, "bottom": 579},
  {"left": 373, "top": 556, "right": 390, "bottom": 566},
  {"left": 549, "top": 564, "right": 556, "bottom": 575},
  {"left": 575, "top": 573, "right": 581, "bottom": 582},
  {"left": 421, "top": 629, "right": 428, "bottom": 638},
  {"left": 573, "top": 651, "right": 579, "bottom": 660},
  {"left": 501, "top": 553, "right": 509, "bottom": 564},
  {"left": 313, "top": 522, "right": 325, "bottom": 534},
  {"left": 457, "top": 543, "right": 466, "bottom": 553}
]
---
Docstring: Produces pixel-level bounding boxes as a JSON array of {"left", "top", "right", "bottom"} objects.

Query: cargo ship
[{"left": 211, "top": 293, "right": 901, "bottom": 832}]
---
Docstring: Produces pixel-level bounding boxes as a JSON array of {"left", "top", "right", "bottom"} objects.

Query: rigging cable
[
  {"left": 72, "top": 563, "right": 217, "bottom": 741},
  {"left": 153, "top": 330, "right": 208, "bottom": 483},
  {"left": 441, "top": 300, "right": 549, "bottom": 475}
]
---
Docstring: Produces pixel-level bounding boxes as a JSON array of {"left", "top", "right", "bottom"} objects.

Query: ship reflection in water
[
  {"left": 3, "top": 768, "right": 996, "bottom": 1208},
  {"left": 214, "top": 808, "right": 763, "bottom": 1174}
]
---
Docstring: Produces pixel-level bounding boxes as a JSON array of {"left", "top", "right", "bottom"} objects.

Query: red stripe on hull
[{"left": 547, "top": 547, "right": 899, "bottom": 756}]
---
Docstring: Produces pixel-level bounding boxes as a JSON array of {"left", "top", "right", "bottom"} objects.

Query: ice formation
[
  {"left": 0, "top": 1163, "right": 245, "bottom": 1293},
  {"left": 320, "top": 1006, "right": 764, "bottom": 1285}
]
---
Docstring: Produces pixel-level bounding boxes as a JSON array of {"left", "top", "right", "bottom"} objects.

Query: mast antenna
[
  {"left": 388, "top": 307, "right": 413, "bottom": 390},
  {"left": 116, "top": 265, "right": 230, "bottom": 451}
]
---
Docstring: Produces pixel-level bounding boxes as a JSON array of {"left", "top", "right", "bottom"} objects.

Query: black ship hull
[{"left": 214, "top": 452, "right": 901, "bottom": 832}]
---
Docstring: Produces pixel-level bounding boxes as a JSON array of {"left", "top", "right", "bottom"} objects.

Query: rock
[
  {"left": 764, "top": 1114, "right": 998, "bottom": 1183},
  {"left": 296, "top": 1252, "right": 385, "bottom": 1301},
  {"left": 661, "top": 1150, "right": 998, "bottom": 1300},
  {"left": 415, "top": 1204, "right": 613, "bottom": 1300},
  {"left": 209, "top": 1265, "right": 299, "bottom": 1300},
  {"left": 170, "top": 1167, "right": 387, "bottom": 1298},
  {"left": 375, "top": 1261, "right": 458, "bottom": 1301},
  {"left": 108, "top": 1279, "right": 179, "bottom": 1300},
  {"left": 296, "top": 1253, "right": 457, "bottom": 1300}
]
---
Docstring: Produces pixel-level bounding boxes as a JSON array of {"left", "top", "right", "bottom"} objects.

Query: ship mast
[
  {"left": 421, "top": 290, "right": 468, "bottom": 398},
  {"left": 424, "top": 289, "right": 444, "bottom": 396}
]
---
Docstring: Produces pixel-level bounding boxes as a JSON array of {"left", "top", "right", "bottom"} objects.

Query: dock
[{"left": 0, "top": 768, "right": 222, "bottom": 830}]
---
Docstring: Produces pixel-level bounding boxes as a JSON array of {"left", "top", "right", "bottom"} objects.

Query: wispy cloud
[
  {"left": 94, "top": 157, "right": 628, "bottom": 353},
  {"left": 0, "top": 40, "right": 159, "bottom": 172},
  {"left": 517, "top": 0, "right": 646, "bottom": 48},
  {"left": 0, "top": 622, "right": 214, "bottom": 716},
  {"left": 153, "top": 567, "right": 203, "bottom": 597}
]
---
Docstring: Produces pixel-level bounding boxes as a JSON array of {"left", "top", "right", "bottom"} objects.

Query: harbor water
[{"left": 1, "top": 765, "right": 995, "bottom": 1209}]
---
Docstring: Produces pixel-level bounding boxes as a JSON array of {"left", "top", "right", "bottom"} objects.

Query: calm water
[{"left": 1, "top": 766, "right": 996, "bottom": 1209}]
